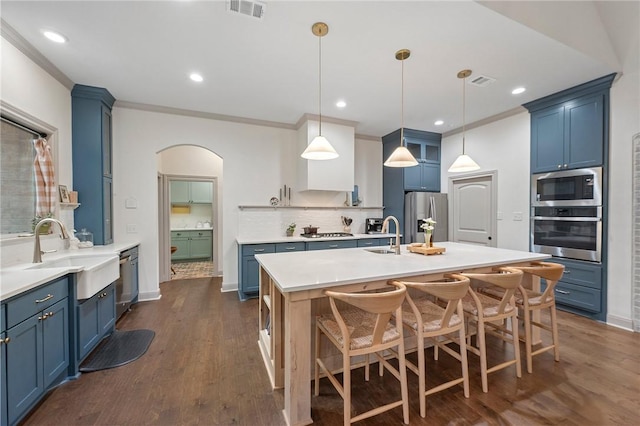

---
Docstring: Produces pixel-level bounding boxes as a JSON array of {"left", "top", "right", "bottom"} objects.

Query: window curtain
[{"left": 33, "top": 137, "right": 56, "bottom": 216}]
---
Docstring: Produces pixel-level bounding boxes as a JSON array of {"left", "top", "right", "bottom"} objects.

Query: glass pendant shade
[
  {"left": 384, "top": 145, "right": 419, "bottom": 167},
  {"left": 448, "top": 153, "right": 480, "bottom": 172},
  {"left": 301, "top": 135, "right": 339, "bottom": 160}
]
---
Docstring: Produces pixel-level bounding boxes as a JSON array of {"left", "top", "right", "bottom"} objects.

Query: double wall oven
[{"left": 531, "top": 167, "right": 602, "bottom": 262}]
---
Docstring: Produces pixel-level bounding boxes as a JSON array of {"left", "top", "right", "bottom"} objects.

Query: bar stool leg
[{"left": 551, "top": 305, "right": 560, "bottom": 361}]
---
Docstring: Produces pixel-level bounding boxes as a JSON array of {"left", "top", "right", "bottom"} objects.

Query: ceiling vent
[
  {"left": 227, "top": 0, "right": 266, "bottom": 19},
  {"left": 468, "top": 74, "right": 496, "bottom": 87}
]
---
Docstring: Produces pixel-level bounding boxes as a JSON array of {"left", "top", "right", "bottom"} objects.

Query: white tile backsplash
[{"left": 238, "top": 208, "right": 383, "bottom": 238}]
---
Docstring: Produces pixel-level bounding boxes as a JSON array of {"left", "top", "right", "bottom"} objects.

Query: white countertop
[
  {"left": 0, "top": 240, "right": 140, "bottom": 302},
  {"left": 236, "top": 233, "right": 397, "bottom": 245},
  {"left": 171, "top": 227, "right": 213, "bottom": 232},
  {"left": 256, "top": 241, "right": 550, "bottom": 293}
]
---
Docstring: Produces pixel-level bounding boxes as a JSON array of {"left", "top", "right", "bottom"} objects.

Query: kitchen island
[{"left": 255, "top": 241, "right": 549, "bottom": 426}]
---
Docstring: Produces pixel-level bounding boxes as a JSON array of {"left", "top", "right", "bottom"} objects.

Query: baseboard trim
[{"left": 606, "top": 314, "right": 634, "bottom": 331}]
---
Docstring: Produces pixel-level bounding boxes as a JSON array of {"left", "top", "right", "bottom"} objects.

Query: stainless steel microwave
[{"left": 531, "top": 167, "right": 602, "bottom": 207}]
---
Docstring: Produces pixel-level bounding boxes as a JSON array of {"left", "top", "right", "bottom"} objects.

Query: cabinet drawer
[
  {"left": 306, "top": 240, "right": 358, "bottom": 251},
  {"left": 551, "top": 281, "right": 601, "bottom": 313},
  {"left": 551, "top": 258, "right": 602, "bottom": 289},
  {"left": 6, "top": 277, "right": 68, "bottom": 328},
  {"left": 357, "top": 238, "right": 386, "bottom": 247},
  {"left": 275, "top": 242, "right": 306, "bottom": 253},
  {"left": 242, "top": 244, "right": 276, "bottom": 256}
]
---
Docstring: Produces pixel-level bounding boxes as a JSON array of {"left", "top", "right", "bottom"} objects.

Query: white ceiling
[{"left": 1, "top": 1, "right": 635, "bottom": 138}]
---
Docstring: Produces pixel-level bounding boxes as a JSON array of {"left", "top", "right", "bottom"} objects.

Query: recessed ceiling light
[
  {"left": 189, "top": 73, "right": 204, "bottom": 82},
  {"left": 512, "top": 87, "right": 526, "bottom": 95},
  {"left": 336, "top": 100, "right": 346, "bottom": 108},
  {"left": 434, "top": 120, "right": 444, "bottom": 126},
  {"left": 43, "top": 30, "right": 67, "bottom": 43}
]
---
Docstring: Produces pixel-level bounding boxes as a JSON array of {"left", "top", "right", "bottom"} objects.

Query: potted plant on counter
[
  {"left": 420, "top": 217, "right": 436, "bottom": 247},
  {"left": 32, "top": 212, "right": 54, "bottom": 234},
  {"left": 286, "top": 223, "right": 296, "bottom": 237}
]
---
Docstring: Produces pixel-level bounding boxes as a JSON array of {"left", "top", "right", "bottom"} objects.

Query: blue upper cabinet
[
  {"left": 72, "top": 85, "right": 115, "bottom": 245},
  {"left": 382, "top": 128, "right": 442, "bottom": 238},
  {"left": 525, "top": 74, "right": 615, "bottom": 174}
]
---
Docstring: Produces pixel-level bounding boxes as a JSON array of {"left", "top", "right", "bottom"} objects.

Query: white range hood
[{"left": 297, "top": 114, "right": 355, "bottom": 192}]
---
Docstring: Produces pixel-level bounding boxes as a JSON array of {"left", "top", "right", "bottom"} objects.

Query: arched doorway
[{"left": 156, "top": 145, "right": 223, "bottom": 282}]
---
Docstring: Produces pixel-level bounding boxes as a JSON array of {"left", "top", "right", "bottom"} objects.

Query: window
[{"left": 0, "top": 118, "right": 40, "bottom": 234}]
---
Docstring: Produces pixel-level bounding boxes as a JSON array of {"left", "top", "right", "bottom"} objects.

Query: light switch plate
[
  {"left": 513, "top": 212, "right": 523, "bottom": 221},
  {"left": 125, "top": 197, "right": 137, "bottom": 209},
  {"left": 126, "top": 224, "right": 138, "bottom": 233}
]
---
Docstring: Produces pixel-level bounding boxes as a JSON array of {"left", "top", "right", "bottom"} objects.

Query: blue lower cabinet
[
  {"left": 3, "top": 276, "right": 70, "bottom": 426},
  {"left": 1, "top": 330, "right": 6, "bottom": 426},
  {"left": 77, "top": 283, "right": 116, "bottom": 361},
  {"left": 543, "top": 257, "right": 603, "bottom": 319},
  {"left": 306, "top": 240, "right": 358, "bottom": 251},
  {"left": 238, "top": 244, "right": 276, "bottom": 301},
  {"left": 357, "top": 238, "right": 387, "bottom": 248}
]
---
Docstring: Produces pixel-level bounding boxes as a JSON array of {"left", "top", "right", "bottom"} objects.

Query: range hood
[{"left": 297, "top": 114, "right": 355, "bottom": 192}]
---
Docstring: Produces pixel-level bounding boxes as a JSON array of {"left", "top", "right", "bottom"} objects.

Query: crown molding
[
  {"left": 442, "top": 106, "right": 526, "bottom": 138},
  {"left": 1, "top": 19, "right": 74, "bottom": 90},
  {"left": 115, "top": 100, "right": 297, "bottom": 130},
  {"left": 294, "top": 113, "right": 359, "bottom": 130}
]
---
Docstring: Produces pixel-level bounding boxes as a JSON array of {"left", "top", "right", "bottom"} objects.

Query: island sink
[
  {"left": 365, "top": 248, "right": 398, "bottom": 255},
  {"left": 27, "top": 254, "right": 119, "bottom": 299}
]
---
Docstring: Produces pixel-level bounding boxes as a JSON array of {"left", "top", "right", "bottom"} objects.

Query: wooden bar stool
[
  {"left": 314, "top": 282, "right": 409, "bottom": 425},
  {"left": 389, "top": 274, "right": 470, "bottom": 418},
  {"left": 479, "top": 261, "right": 565, "bottom": 373},
  {"left": 460, "top": 267, "right": 523, "bottom": 393}
]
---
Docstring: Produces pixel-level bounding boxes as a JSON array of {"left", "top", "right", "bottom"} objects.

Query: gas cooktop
[{"left": 300, "top": 232, "right": 354, "bottom": 238}]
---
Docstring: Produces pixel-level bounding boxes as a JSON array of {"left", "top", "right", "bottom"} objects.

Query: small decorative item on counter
[
  {"left": 286, "top": 222, "right": 296, "bottom": 237},
  {"left": 341, "top": 216, "right": 353, "bottom": 233},
  {"left": 420, "top": 217, "right": 436, "bottom": 248},
  {"left": 69, "top": 191, "right": 78, "bottom": 204},
  {"left": 270, "top": 196, "right": 280, "bottom": 206},
  {"left": 76, "top": 228, "right": 94, "bottom": 248}
]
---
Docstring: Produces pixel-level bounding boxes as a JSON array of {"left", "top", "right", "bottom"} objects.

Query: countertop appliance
[
  {"left": 365, "top": 218, "right": 384, "bottom": 234},
  {"left": 405, "top": 192, "right": 448, "bottom": 244},
  {"left": 532, "top": 167, "right": 602, "bottom": 207}
]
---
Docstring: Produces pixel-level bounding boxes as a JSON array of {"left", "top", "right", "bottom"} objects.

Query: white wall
[
  {"left": 0, "top": 37, "right": 74, "bottom": 266},
  {"left": 441, "top": 112, "right": 531, "bottom": 251},
  {"left": 608, "top": 71, "right": 639, "bottom": 329},
  {"left": 112, "top": 107, "right": 383, "bottom": 297}
]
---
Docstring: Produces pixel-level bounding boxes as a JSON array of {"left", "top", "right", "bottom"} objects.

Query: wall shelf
[
  {"left": 238, "top": 205, "right": 384, "bottom": 211},
  {"left": 60, "top": 203, "right": 81, "bottom": 210}
]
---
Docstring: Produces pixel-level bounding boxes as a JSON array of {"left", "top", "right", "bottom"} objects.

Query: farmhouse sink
[{"left": 27, "top": 254, "right": 119, "bottom": 299}]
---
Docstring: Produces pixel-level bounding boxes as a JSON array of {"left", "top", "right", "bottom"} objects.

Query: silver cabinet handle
[
  {"left": 35, "top": 294, "right": 54, "bottom": 304},
  {"left": 555, "top": 289, "right": 570, "bottom": 295},
  {"left": 254, "top": 248, "right": 265, "bottom": 253},
  {"left": 285, "top": 247, "right": 297, "bottom": 250},
  {"left": 329, "top": 244, "right": 338, "bottom": 248}
]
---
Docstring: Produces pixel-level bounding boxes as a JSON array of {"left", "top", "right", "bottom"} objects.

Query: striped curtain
[{"left": 33, "top": 137, "right": 56, "bottom": 216}]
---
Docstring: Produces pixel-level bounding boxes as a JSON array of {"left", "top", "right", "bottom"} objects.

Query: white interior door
[{"left": 449, "top": 172, "right": 497, "bottom": 247}]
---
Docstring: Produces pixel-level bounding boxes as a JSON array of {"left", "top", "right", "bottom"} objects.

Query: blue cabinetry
[
  {"left": 382, "top": 128, "right": 442, "bottom": 239},
  {"left": 77, "top": 283, "right": 116, "bottom": 361},
  {"left": 1, "top": 305, "right": 6, "bottom": 426},
  {"left": 542, "top": 257, "right": 603, "bottom": 320},
  {"left": 2, "top": 276, "right": 70, "bottom": 426},
  {"left": 72, "top": 84, "right": 116, "bottom": 245},
  {"left": 306, "top": 240, "right": 358, "bottom": 251},
  {"left": 238, "top": 244, "right": 276, "bottom": 301},
  {"left": 524, "top": 74, "right": 614, "bottom": 174}
]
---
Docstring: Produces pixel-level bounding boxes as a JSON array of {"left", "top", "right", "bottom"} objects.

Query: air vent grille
[
  {"left": 227, "top": 0, "right": 266, "bottom": 19},
  {"left": 468, "top": 74, "right": 496, "bottom": 87}
]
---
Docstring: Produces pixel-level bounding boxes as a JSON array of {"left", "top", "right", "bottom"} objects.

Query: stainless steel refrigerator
[{"left": 404, "top": 192, "right": 448, "bottom": 244}]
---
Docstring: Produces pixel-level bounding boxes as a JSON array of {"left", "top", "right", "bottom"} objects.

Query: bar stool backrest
[{"left": 462, "top": 267, "right": 523, "bottom": 315}]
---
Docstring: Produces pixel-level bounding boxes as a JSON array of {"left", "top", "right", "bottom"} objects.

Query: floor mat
[
  {"left": 171, "top": 261, "right": 214, "bottom": 280},
  {"left": 79, "top": 329, "right": 155, "bottom": 372}
]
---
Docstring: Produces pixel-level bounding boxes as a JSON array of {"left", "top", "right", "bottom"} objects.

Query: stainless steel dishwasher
[{"left": 116, "top": 247, "right": 138, "bottom": 320}]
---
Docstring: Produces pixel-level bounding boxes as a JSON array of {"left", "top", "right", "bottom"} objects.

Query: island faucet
[
  {"left": 33, "top": 217, "right": 70, "bottom": 263},
  {"left": 382, "top": 215, "right": 401, "bottom": 255}
]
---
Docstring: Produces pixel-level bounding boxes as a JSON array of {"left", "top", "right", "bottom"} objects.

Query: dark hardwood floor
[{"left": 22, "top": 277, "right": 640, "bottom": 425}]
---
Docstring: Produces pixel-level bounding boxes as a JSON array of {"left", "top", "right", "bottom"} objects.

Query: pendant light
[
  {"left": 448, "top": 69, "right": 480, "bottom": 172},
  {"left": 384, "top": 49, "right": 419, "bottom": 168},
  {"left": 301, "top": 22, "right": 339, "bottom": 160}
]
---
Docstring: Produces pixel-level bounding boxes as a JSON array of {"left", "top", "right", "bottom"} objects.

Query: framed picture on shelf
[{"left": 59, "top": 185, "right": 70, "bottom": 203}]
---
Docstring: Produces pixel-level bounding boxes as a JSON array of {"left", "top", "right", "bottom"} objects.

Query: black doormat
[{"left": 80, "top": 329, "right": 155, "bottom": 372}]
